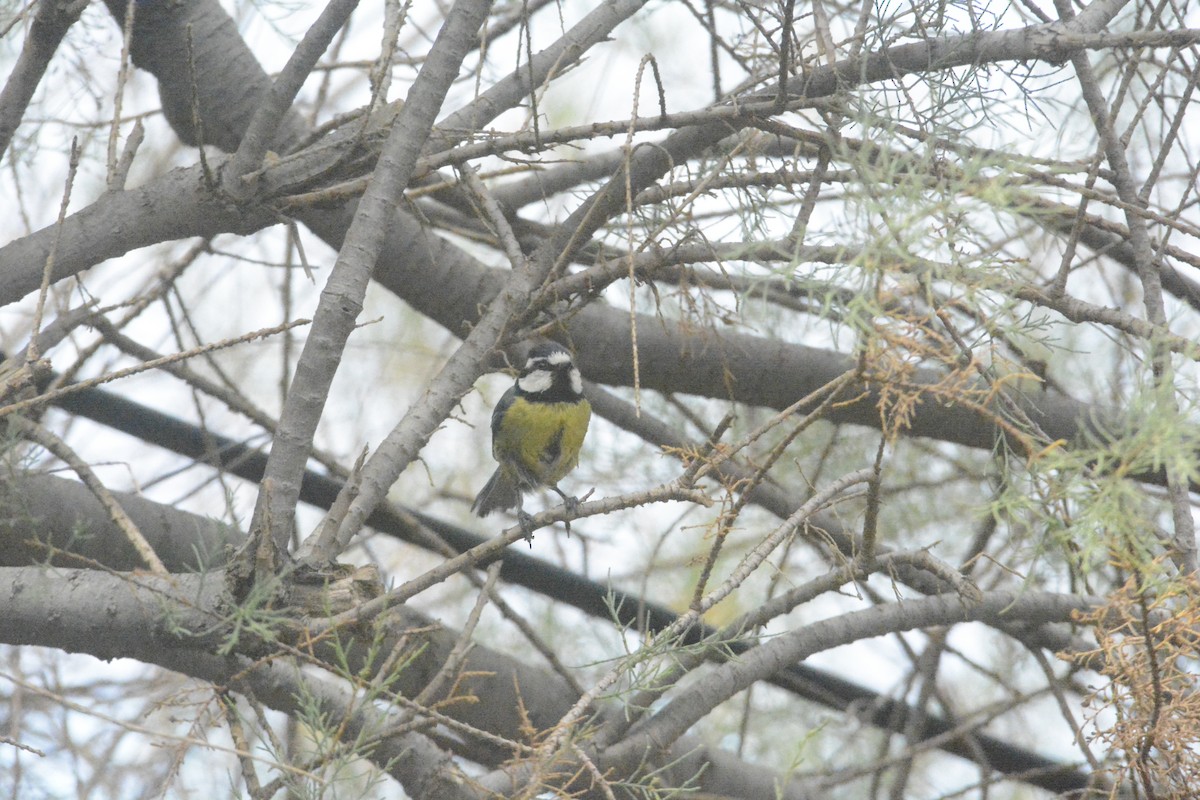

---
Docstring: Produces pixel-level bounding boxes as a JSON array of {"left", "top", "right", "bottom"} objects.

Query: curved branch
[
  {"left": 602, "top": 590, "right": 1099, "bottom": 787},
  {"left": 100, "top": 0, "right": 307, "bottom": 152}
]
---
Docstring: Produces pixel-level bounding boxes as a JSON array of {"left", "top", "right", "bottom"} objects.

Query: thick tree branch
[
  {"left": 0, "top": 565, "right": 480, "bottom": 798},
  {"left": 0, "top": 472, "right": 235, "bottom": 571},
  {"left": 100, "top": 0, "right": 308, "bottom": 152},
  {"left": 0, "top": 161, "right": 274, "bottom": 303}
]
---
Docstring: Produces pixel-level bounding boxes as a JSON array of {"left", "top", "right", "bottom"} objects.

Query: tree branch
[
  {"left": 602, "top": 590, "right": 1099, "bottom": 782},
  {"left": 252, "top": 0, "right": 496, "bottom": 553},
  {"left": 0, "top": 0, "right": 87, "bottom": 160}
]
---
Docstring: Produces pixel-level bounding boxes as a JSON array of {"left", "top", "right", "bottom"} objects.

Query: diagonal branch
[
  {"left": 251, "top": 0, "right": 496, "bottom": 552},
  {"left": 227, "top": 0, "right": 360, "bottom": 184},
  {"left": 0, "top": 0, "right": 87, "bottom": 160}
]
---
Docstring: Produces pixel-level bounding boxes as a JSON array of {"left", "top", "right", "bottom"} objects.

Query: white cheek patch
[
  {"left": 518, "top": 369, "right": 554, "bottom": 394},
  {"left": 569, "top": 367, "right": 582, "bottom": 395}
]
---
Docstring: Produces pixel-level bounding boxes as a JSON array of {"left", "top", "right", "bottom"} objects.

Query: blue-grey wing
[{"left": 491, "top": 385, "right": 517, "bottom": 439}]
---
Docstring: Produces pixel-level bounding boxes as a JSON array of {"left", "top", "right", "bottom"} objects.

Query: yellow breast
[{"left": 494, "top": 396, "right": 591, "bottom": 488}]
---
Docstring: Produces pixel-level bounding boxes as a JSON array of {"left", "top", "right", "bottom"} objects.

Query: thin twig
[{"left": 0, "top": 319, "right": 311, "bottom": 421}]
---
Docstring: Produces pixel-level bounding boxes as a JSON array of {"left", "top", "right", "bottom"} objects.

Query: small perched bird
[{"left": 472, "top": 342, "right": 591, "bottom": 525}]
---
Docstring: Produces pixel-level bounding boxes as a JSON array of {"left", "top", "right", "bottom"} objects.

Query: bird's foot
[
  {"left": 517, "top": 509, "right": 535, "bottom": 545},
  {"left": 552, "top": 487, "right": 592, "bottom": 537},
  {"left": 553, "top": 485, "right": 590, "bottom": 514}
]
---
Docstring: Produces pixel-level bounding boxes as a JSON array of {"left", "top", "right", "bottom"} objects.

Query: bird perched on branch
[{"left": 472, "top": 342, "right": 591, "bottom": 527}]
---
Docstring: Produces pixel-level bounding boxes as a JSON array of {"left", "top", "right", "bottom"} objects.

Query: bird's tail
[{"left": 471, "top": 467, "right": 521, "bottom": 516}]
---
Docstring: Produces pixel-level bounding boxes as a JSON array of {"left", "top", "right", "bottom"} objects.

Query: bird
[{"left": 472, "top": 341, "right": 591, "bottom": 527}]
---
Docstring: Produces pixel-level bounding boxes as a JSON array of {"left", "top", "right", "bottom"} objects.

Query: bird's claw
[
  {"left": 552, "top": 486, "right": 585, "bottom": 537},
  {"left": 517, "top": 509, "right": 535, "bottom": 544}
]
